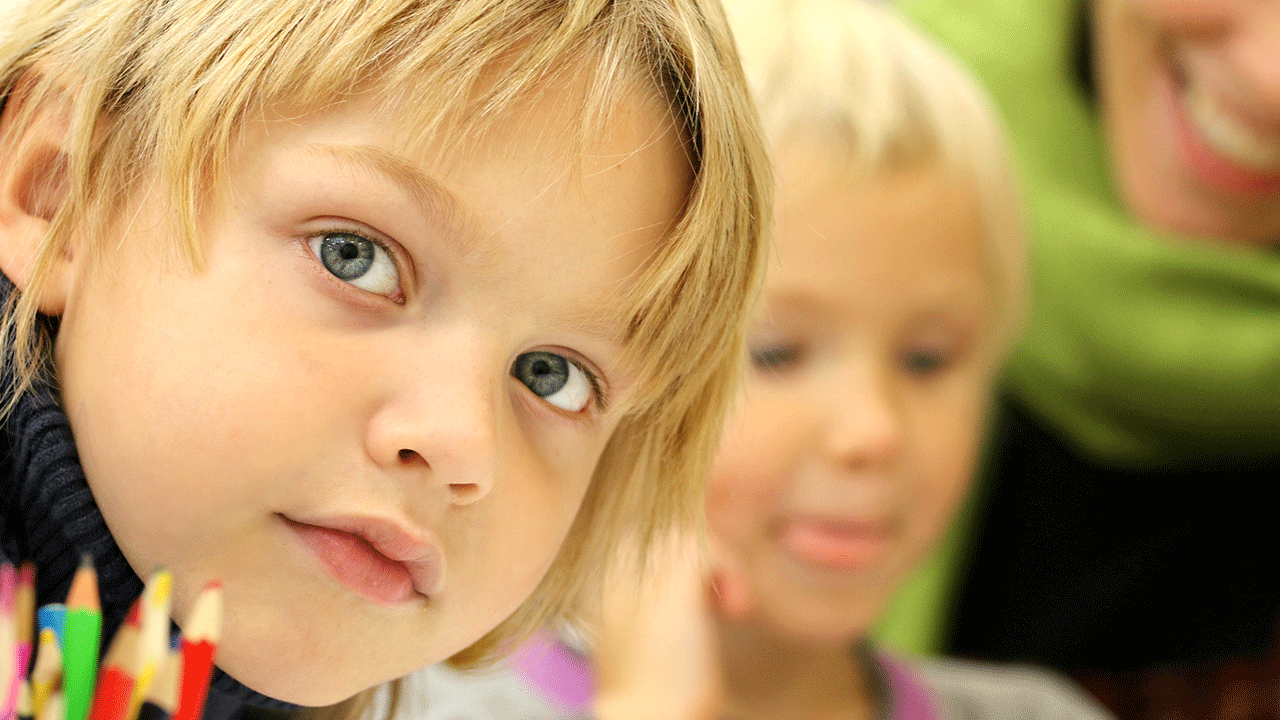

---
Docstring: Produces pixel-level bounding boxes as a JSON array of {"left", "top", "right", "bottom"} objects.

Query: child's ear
[{"left": 0, "top": 72, "right": 76, "bottom": 314}]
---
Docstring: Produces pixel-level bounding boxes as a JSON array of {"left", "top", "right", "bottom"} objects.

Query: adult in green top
[{"left": 893, "top": 0, "right": 1280, "bottom": 712}]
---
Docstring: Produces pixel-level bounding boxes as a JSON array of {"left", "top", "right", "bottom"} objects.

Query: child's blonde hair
[
  {"left": 725, "top": 0, "right": 1024, "bottom": 337},
  {"left": 0, "top": 0, "right": 768, "bottom": 682}
]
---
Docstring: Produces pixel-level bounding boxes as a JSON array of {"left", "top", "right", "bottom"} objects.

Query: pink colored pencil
[{"left": 2, "top": 562, "right": 17, "bottom": 720}]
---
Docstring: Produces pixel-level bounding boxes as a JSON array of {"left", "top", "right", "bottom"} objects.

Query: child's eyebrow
[{"left": 300, "top": 142, "right": 483, "bottom": 257}]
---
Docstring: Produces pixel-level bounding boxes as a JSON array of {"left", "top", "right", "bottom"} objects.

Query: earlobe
[{"left": 0, "top": 73, "right": 76, "bottom": 315}]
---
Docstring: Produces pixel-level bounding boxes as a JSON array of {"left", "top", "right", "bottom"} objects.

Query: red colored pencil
[
  {"left": 88, "top": 598, "right": 141, "bottom": 720},
  {"left": 170, "top": 583, "right": 222, "bottom": 720}
]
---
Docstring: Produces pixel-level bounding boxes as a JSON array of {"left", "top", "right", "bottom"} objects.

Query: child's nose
[
  {"left": 363, "top": 338, "right": 499, "bottom": 506},
  {"left": 823, "top": 365, "right": 903, "bottom": 470}
]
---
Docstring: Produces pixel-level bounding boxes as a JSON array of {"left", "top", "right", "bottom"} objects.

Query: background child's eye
[
  {"left": 902, "top": 348, "right": 950, "bottom": 376},
  {"left": 749, "top": 341, "right": 804, "bottom": 373},
  {"left": 511, "top": 351, "right": 595, "bottom": 412},
  {"left": 308, "top": 232, "right": 400, "bottom": 297}
]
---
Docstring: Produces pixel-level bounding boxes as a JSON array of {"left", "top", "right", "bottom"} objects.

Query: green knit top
[
  {"left": 876, "top": 0, "right": 1280, "bottom": 657},
  {"left": 900, "top": 0, "right": 1280, "bottom": 464}
]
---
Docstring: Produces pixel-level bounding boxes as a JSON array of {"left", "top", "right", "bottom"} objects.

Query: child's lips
[
  {"left": 779, "top": 518, "right": 889, "bottom": 572},
  {"left": 279, "top": 513, "right": 443, "bottom": 605}
]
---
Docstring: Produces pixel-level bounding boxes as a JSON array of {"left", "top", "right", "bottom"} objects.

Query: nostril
[
  {"left": 398, "top": 448, "right": 420, "bottom": 463},
  {"left": 449, "top": 483, "right": 483, "bottom": 504}
]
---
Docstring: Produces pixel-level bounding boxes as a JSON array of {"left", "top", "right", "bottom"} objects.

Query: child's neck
[{"left": 716, "top": 618, "right": 877, "bottom": 720}]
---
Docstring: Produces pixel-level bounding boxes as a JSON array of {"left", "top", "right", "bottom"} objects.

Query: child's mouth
[
  {"left": 780, "top": 518, "right": 888, "bottom": 572},
  {"left": 279, "top": 514, "right": 442, "bottom": 605}
]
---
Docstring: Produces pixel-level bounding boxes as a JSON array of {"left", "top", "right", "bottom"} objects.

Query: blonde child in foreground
[
  {"left": 0, "top": 1, "right": 769, "bottom": 719},
  {"left": 417, "top": 1, "right": 1116, "bottom": 718}
]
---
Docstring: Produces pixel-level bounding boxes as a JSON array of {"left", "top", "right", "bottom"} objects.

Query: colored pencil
[
  {"left": 14, "top": 564, "right": 35, "bottom": 670},
  {"left": 88, "top": 605, "right": 140, "bottom": 720},
  {"left": 16, "top": 680, "right": 32, "bottom": 720},
  {"left": 127, "top": 570, "right": 173, "bottom": 720},
  {"left": 136, "top": 650, "right": 179, "bottom": 720},
  {"left": 36, "top": 691, "right": 62, "bottom": 720},
  {"left": 170, "top": 583, "right": 221, "bottom": 720},
  {"left": 60, "top": 556, "right": 101, "bottom": 720},
  {"left": 2, "top": 563, "right": 15, "bottom": 720},
  {"left": 35, "top": 608, "right": 64, "bottom": 650},
  {"left": 28, "top": 629, "right": 60, "bottom": 718},
  {"left": 11, "top": 564, "right": 35, "bottom": 720}
]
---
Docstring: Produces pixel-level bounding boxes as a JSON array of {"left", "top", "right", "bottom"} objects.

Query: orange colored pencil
[
  {"left": 170, "top": 583, "right": 221, "bottom": 720},
  {"left": 88, "top": 601, "right": 141, "bottom": 720}
]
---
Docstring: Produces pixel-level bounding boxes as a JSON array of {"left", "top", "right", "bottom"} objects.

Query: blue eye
[
  {"left": 511, "top": 351, "right": 595, "bottom": 412},
  {"left": 308, "top": 232, "right": 400, "bottom": 297}
]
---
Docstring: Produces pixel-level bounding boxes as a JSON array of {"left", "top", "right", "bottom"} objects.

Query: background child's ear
[{"left": 0, "top": 70, "right": 76, "bottom": 314}]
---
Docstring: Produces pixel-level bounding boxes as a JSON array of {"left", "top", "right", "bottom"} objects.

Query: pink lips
[
  {"left": 282, "top": 514, "right": 442, "bottom": 605},
  {"left": 781, "top": 519, "right": 887, "bottom": 572},
  {"left": 1174, "top": 96, "right": 1280, "bottom": 197}
]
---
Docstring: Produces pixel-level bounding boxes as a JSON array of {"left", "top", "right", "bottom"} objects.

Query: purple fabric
[
  {"left": 509, "top": 634, "right": 595, "bottom": 713},
  {"left": 879, "top": 654, "right": 943, "bottom": 720},
  {"left": 509, "top": 634, "right": 941, "bottom": 719}
]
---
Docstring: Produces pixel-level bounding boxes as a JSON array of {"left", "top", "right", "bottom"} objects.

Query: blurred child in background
[{"left": 418, "top": 1, "right": 1112, "bottom": 718}]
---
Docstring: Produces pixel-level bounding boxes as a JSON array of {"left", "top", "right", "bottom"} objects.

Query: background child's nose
[{"left": 822, "top": 367, "right": 903, "bottom": 470}]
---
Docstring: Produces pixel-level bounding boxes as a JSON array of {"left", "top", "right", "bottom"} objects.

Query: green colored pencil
[{"left": 61, "top": 556, "right": 101, "bottom": 720}]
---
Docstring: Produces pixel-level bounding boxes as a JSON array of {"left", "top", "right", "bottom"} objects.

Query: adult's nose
[{"left": 1228, "top": 4, "right": 1280, "bottom": 120}]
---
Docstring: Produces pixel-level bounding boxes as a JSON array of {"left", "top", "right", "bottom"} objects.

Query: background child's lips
[
  {"left": 779, "top": 518, "right": 889, "bottom": 572},
  {"left": 279, "top": 513, "right": 443, "bottom": 604}
]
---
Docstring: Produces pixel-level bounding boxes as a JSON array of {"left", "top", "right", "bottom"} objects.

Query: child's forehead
[
  {"left": 246, "top": 64, "right": 688, "bottom": 210},
  {"left": 764, "top": 161, "right": 996, "bottom": 324}
]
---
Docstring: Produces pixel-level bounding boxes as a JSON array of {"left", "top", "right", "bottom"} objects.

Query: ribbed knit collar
[{"left": 0, "top": 274, "right": 299, "bottom": 720}]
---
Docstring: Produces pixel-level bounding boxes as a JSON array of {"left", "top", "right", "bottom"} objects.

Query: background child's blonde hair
[
  {"left": 0, "top": 0, "right": 768, "bottom": 691},
  {"left": 724, "top": 0, "right": 1025, "bottom": 337}
]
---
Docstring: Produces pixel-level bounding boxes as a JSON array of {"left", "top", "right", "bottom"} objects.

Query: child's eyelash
[{"left": 577, "top": 361, "right": 608, "bottom": 413}]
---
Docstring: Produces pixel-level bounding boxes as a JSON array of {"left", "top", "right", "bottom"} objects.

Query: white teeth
[{"left": 1184, "top": 78, "right": 1280, "bottom": 171}]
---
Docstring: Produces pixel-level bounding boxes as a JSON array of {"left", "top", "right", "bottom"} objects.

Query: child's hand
[{"left": 592, "top": 536, "right": 724, "bottom": 720}]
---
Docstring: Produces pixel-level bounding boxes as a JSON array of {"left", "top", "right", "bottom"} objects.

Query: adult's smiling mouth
[
  {"left": 279, "top": 512, "right": 444, "bottom": 605},
  {"left": 1167, "top": 51, "right": 1280, "bottom": 195}
]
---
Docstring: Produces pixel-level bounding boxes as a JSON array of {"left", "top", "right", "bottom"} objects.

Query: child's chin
[{"left": 213, "top": 631, "right": 397, "bottom": 707}]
